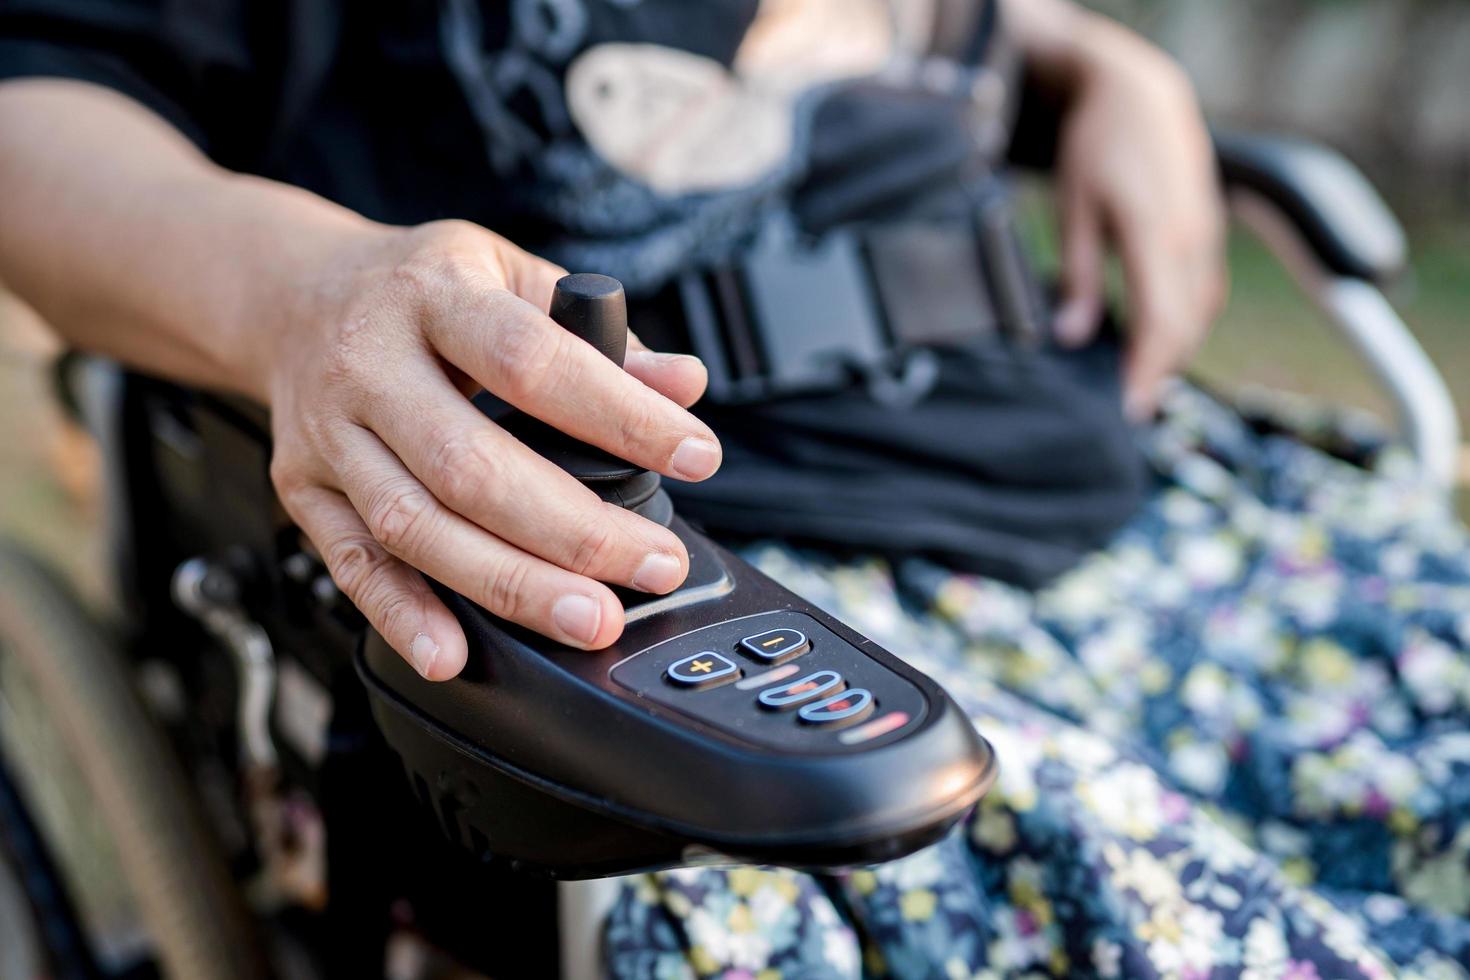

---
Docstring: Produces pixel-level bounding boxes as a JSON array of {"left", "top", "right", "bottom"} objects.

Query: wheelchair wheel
[
  {"left": 0, "top": 831, "right": 50, "bottom": 979},
  {"left": 0, "top": 746, "right": 99, "bottom": 980},
  {"left": 0, "top": 854, "right": 48, "bottom": 979},
  {"left": 0, "top": 540, "right": 267, "bottom": 979}
]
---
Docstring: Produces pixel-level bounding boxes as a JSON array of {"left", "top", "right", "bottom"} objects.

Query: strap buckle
[
  {"left": 680, "top": 218, "right": 928, "bottom": 405},
  {"left": 676, "top": 194, "right": 1045, "bottom": 407}
]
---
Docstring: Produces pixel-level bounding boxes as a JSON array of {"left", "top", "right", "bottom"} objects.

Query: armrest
[
  {"left": 1214, "top": 131, "right": 1407, "bottom": 285},
  {"left": 1216, "top": 131, "right": 1459, "bottom": 497}
]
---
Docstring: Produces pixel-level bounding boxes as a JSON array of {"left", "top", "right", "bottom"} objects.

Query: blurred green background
[
  {"left": 1, "top": 0, "right": 1467, "bottom": 585},
  {"left": 1084, "top": 0, "right": 1470, "bottom": 431}
]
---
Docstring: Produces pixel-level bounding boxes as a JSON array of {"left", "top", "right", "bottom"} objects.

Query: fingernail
[
  {"left": 632, "top": 552, "right": 683, "bottom": 594},
  {"left": 552, "top": 594, "right": 602, "bottom": 645},
  {"left": 410, "top": 632, "right": 440, "bottom": 678},
  {"left": 631, "top": 350, "right": 699, "bottom": 369},
  {"left": 670, "top": 437, "right": 721, "bottom": 480},
  {"left": 1054, "top": 299, "right": 1095, "bottom": 347}
]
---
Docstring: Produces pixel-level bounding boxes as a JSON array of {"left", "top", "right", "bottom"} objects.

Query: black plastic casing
[{"left": 357, "top": 522, "right": 995, "bottom": 879}]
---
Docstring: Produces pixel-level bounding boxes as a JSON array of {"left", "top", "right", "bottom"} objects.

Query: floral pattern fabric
[{"left": 604, "top": 385, "right": 1470, "bottom": 979}]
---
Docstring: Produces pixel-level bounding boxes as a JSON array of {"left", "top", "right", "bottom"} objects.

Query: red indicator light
[{"left": 838, "top": 711, "right": 911, "bottom": 746}]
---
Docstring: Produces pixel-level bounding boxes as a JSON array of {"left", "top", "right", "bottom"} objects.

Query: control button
[
  {"left": 798, "top": 688, "right": 875, "bottom": 727},
  {"left": 838, "top": 711, "right": 911, "bottom": 745},
  {"left": 666, "top": 652, "right": 741, "bottom": 689},
  {"left": 757, "top": 670, "right": 845, "bottom": 711},
  {"left": 738, "top": 628, "right": 810, "bottom": 664},
  {"left": 735, "top": 663, "right": 801, "bottom": 691}
]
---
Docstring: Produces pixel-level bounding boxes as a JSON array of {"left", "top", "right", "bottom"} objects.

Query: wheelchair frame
[{"left": 5, "top": 132, "right": 1456, "bottom": 980}]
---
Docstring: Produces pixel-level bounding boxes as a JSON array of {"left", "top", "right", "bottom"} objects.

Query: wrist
[
  {"left": 221, "top": 177, "right": 392, "bottom": 406},
  {"left": 1011, "top": 1, "right": 1177, "bottom": 97}
]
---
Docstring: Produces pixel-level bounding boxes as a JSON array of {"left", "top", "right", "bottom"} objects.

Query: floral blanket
[{"left": 605, "top": 386, "right": 1470, "bottom": 979}]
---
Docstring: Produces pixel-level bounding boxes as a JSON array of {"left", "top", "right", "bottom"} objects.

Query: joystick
[
  {"left": 549, "top": 272, "right": 628, "bottom": 364},
  {"left": 357, "top": 275, "right": 995, "bottom": 878},
  {"left": 497, "top": 273, "right": 671, "bottom": 526}
]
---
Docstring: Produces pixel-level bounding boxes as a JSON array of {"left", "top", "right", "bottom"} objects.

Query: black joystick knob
[
  {"left": 499, "top": 274, "right": 673, "bottom": 529},
  {"left": 550, "top": 273, "right": 628, "bottom": 366}
]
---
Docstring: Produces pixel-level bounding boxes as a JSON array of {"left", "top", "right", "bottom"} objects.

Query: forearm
[
  {"left": 1002, "top": 0, "right": 1148, "bottom": 89},
  {"left": 0, "top": 79, "right": 379, "bottom": 402}
]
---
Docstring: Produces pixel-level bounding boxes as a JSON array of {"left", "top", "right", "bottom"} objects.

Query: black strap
[{"left": 642, "top": 194, "right": 1047, "bottom": 407}]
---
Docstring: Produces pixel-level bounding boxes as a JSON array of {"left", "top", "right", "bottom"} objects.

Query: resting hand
[
  {"left": 263, "top": 221, "right": 718, "bottom": 679},
  {"left": 1012, "top": 4, "right": 1228, "bottom": 418}
]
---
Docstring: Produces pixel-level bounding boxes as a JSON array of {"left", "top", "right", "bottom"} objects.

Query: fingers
[
  {"left": 283, "top": 485, "right": 468, "bottom": 681},
  {"left": 1116, "top": 225, "right": 1214, "bottom": 421},
  {"left": 625, "top": 333, "right": 709, "bottom": 408},
  {"left": 361, "top": 364, "right": 690, "bottom": 594},
  {"left": 326, "top": 423, "right": 626, "bottom": 651},
  {"left": 504, "top": 250, "right": 567, "bottom": 315},
  {"left": 1054, "top": 191, "right": 1107, "bottom": 348},
  {"left": 490, "top": 237, "right": 709, "bottom": 408},
  {"left": 427, "top": 289, "right": 723, "bottom": 482}
]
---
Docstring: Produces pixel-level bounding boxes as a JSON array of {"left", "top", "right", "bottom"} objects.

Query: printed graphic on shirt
[{"left": 441, "top": 0, "right": 1001, "bottom": 288}]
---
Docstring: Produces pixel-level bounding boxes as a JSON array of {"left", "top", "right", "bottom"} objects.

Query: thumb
[{"left": 1054, "top": 195, "right": 1106, "bottom": 348}]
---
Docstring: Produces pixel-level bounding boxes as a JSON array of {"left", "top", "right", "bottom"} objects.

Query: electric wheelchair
[{"left": 0, "top": 131, "right": 1457, "bottom": 979}]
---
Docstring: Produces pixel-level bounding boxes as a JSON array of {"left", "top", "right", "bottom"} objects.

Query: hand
[
  {"left": 1047, "top": 19, "right": 1228, "bottom": 419},
  {"left": 262, "top": 220, "right": 719, "bottom": 680}
]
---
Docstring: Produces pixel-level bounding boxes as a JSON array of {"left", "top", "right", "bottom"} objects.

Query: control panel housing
[{"left": 358, "top": 520, "right": 995, "bottom": 878}]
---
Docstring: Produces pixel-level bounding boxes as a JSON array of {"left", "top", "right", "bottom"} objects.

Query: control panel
[{"left": 610, "top": 611, "right": 928, "bottom": 753}]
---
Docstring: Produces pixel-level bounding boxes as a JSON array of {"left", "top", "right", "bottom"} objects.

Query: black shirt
[{"left": 0, "top": 1, "right": 1009, "bottom": 289}]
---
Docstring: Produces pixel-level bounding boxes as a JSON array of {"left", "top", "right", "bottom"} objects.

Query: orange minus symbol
[{"left": 760, "top": 636, "right": 787, "bottom": 648}]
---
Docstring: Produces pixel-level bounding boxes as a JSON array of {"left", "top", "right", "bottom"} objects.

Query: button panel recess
[{"left": 610, "top": 611, "right": 927, "bottom": 752}]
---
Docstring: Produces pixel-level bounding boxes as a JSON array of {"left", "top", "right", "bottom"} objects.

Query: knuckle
[
  {"left": 365, "top": 483, "right": 438, "bottom": 555},
  {"left": 387, "top": 252, "right": 459, "bottom": 311},
  {"left": 416, "top": 218, "right": 486, "bottom": 250},
  {"left": 480, "top": 555, "right": 532, "bottom": 622},
  {"left": 612, "top": 398, "right": 666, "bottom": 458},
  {"left": 368, "top": 583, "right": 423, "bottom": 645},
  {"left": 1136, "top": 48, "right": 1192, "bottom": 102},
  {"left": 317, "top": 313, "right": 393, "bottom": 401},
  {"left": 268, "top": 452, "right": 309, "bottom": 498},
  {"left": 324, "top": 535, "right": 390, "bottom": 601},
  {"left": 489, "top": 313, "right": 563, "bottom": 403},
  {"left": 388, "top": 230, "right": 491, "bottom": 312},
  {"left": 426, "top": 427, "right": 505, "bottom": 509},
  {"left": 565, "top": 515, "right": 621, "bottom": 576},
  {"left": 324, "top": 542, "right": 428, "bottom": 650}
]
